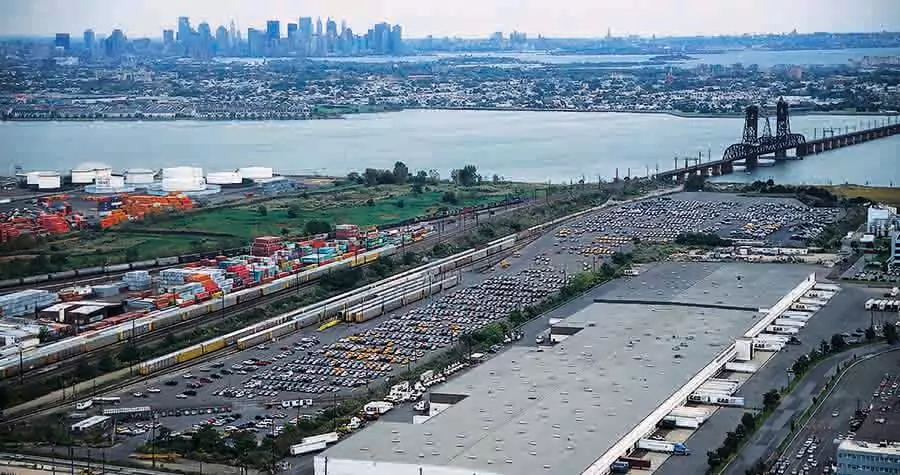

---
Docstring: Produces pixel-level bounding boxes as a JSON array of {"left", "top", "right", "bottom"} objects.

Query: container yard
[{"left": 0, "top": 222, "right": 489, "bottom": 379}]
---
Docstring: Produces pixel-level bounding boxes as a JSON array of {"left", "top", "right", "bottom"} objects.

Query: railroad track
[{"left": 2, "top": 235, "right": 539, "bottom": 425}]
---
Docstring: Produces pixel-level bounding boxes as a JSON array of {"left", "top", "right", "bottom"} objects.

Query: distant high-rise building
[
  {"left": 340, "top": 19, "right": 347, "bottom": 36},
  {"left": 373, "top": 22, "right": 390, "bottom": 54},
  {"left": 55, "top": 33, "right": 71, "bottom": 51},
  {"left": 315, "top": 17, "right": 323, "bottom": 36},
  {"left": 299, "top": 17, "right": 313, "bottom": 40},
  {"left": 177, "top": 16, "right": 192, "bottom": 42},
  {"left": 104, "top": 29, "right": 127, "bottom": 57},
  {"left": 163, "top": 29, "right": 174, "bottom": 45},
  {"left": 215, "top": 26, "right": 229, "bottom": 53},
  {"left": 266, "top": 20, "right": 280, "bottom": 41},
  {"left": 247, "top": 28, "right": 265, "bottom": 56},
  {"left": 83, "top": 29, "right": 95, "bottom": 51},
  {"left": 287, "top": 23, "right": 298, "bottom": 44},
  {"left": 390, "top": 25, "right": 403, "bottom": 54},
  {"left": 198, "top": 22, "right": 212, "bottom": 42},
  {"left": 325, "top": 18, "right": 338, "bottom": 52}
]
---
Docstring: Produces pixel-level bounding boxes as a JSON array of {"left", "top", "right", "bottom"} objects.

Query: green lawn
[{"left": 143, "top": 184, "right": 530, "bottom": 239}]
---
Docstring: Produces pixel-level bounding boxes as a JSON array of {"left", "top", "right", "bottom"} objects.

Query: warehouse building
[
  {"left": 38, "top": 301, "right": 122, "bottom": 326},
  {"left": 316, "top": 263, "right": 818, "bottom": 475}
]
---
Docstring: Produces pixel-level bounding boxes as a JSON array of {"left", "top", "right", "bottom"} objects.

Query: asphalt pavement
[
  {"left": 655, "top": 283, "right": 890, "bottom": 475},
  {"left": 773, "top": 348, "right": 900, "bottom": 475}
]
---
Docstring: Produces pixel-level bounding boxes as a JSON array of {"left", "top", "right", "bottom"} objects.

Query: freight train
[
  {"left": 0, "top": 252, "right": 243, "bottom": 289},
  {"left": 0, "top": 191, "right": 613, "bottom": 381}
]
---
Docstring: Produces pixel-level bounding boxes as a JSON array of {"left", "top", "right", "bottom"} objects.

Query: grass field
[
  {"left": 138, "top": 183, "right": 533, "bottom": 239},
  {"left": 45, "top": 182, "right": 540, "bottom": 263},
  {"left": 824, "top": 185, "right": 900, "bottom": 206}
]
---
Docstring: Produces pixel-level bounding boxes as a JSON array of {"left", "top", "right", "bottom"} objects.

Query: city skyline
[{"left": 3, "top": 0, "right": 900, "bottom": 39}]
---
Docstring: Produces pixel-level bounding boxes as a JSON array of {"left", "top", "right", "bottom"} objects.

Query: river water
[
  {"left": 2, "top": 110, "right": 898, "bottom": 186},
  {"left": 310, "top": 47, "right": 900, "bottom": 68}
]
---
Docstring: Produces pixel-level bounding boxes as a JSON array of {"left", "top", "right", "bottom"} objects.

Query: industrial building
[
  {"left": 866, "top": 205, "right": 897, "bottom": 236},
  {"left": 316, "top": 263, "right": 819, "bottom": 475},
  {"left": 38, "top": 301, "right": 122, "bottom": 326}
]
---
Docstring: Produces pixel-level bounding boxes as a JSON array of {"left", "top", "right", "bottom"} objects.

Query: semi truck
[
  {"left": 766, "top": 325, "right": 800, "bottom": 335},
  {"left": 636, "top": 439, "right": 691, "bottom": 455}
]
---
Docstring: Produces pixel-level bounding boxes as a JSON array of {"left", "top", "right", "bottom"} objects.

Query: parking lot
[
  {"left": 556, "top": 192, "right": 840, "bottom": 246},
  {"left": 770, "top": 349, "right": 900, "bottom": 475}
]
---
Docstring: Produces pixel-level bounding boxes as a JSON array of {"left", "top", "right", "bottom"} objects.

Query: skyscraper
[
  {"left": 198, "top": 22, "right": 212, "bottom": 42},
  {"left": 247, "top": 28, "right": 265, "bottom": 56},
  {"left": 55, "top": 33, "right": 71, "bottom": 50},
  {"left": 215, "top": 26, "right": 230, "bottom": 53},
  {"left": 287, "top": 23, "right": 298, "bottom": 45},
  {"left": 266, "top": 20, "right": 280, "bottom": 41},
  {"left": 390, "top": 25, "right": 403, "bottom": 54},
  {"left": 325, "top": 18, "right": 337, "bottom": 53},
  {"left": 83, "top": 29, "right": 95, "bottom": 51},
  {"left": 315, "top": 17, "right": 323, "bottom": 37},
  {"left": 373, "top": 22, "right": 390, "bottom": 54},
  {"left": 299, "top": 17, "right": 313, "bottom": 40},
  {"left": 104, "top": 29, "right": 127, "bottom": 57},
  {"left": 162, "top": 29, "right": 174, "bottom": 45},
  {"left": 177, "top": 16, "right": 192, "bottom": 42}
]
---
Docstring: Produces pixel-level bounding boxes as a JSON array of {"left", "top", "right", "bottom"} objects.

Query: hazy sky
[{"left": 2, "top": 0, "right": 898, "bottom": 38}]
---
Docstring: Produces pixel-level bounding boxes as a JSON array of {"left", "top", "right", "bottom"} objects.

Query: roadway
[
  {"left": 774, "top": 348, "right": 900, "bottom": 475},
  {"left": 656, "top": 283, "right": 890, "bottom": 475}
]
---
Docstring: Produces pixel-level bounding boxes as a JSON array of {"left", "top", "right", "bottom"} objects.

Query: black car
[
  {"left": 220, "top": 369, "right": 233, "bottom": 375},
  {"left": 210, "top": 373, "right": 222, "bottom": 379},
  {"left": 211, "top": 363, "right": 225, "bottom": 368},
  {"left": 164, "top": 380, "right": 178, "bottom": 386},
  {"left": 184, "top": 390, "right": 198, "bottom": 396}
]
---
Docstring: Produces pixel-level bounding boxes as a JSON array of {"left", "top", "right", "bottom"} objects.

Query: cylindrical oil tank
[
  {"left": 125, "top": 168, "right": 156, "bottom": 185},
  {"left": 161, "top": 167, "right": 205, "bottom": 192},
  {"left": 206, "top": 171, "right": 243, "bottom": 185},
  {"left": 238, "top": 167, "right": 273, "bottom": 180},
  {"left": 71, "top": 169, "right": 97, "bottom": 184}
]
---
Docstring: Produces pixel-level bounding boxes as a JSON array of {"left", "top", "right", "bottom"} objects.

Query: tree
[
  {"left": 763, "top": 389, "right": 781, "bottom": 411},
  {"left": 831, "top": 333, "right": 847, "bottom": 351},
  {"left": 741, "top": 412, "right": 757, "bottom": 431},
  {"left": 286, "top": 204, "right": 300, "bottom": 219},
  {"left": 119, "top": 344, "right": 140, "bottom": 363},
  {"left": 257, "top": 205, "right": 268, "bottom": 216},
  {"left": 413, "top": 170, "right": 428, "bottom": 185},
  {"left": 98, "top": 353, "right": 116, "bottom": 372},
  {"left": 684, "top": 174, "right": 706, "bottom": 192},
  {"left": 452, "top": 165, "right": 480, "bottom": 186},
  {"left": 819, "top": 339, "right": 831, "bottom": 354},
  {"left": 865, "top": 326, "right": 877, "bottom": 342},
  {"left": 392, "top": 161, "right": 409, "bottom": 184},
  {"left": 442, "top": 191, "right": 459, "bottom": 205},
  {"left": 492, "top": 174, "right": 501, "bottom": 184},
  {"left": 304, "top": 220, "right": 332, "bottom": 235},
  {"left": 411, "top": 183, "right": 424, "bottom": 194},
  {"left": 884, "top": 323, "right": 898, "bottom": 345},
  {"left": 427, "top": 169, "right": 441, "bottom": 184}
]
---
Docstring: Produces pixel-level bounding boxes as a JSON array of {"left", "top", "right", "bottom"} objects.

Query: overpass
[{"left": 656, "top": 99, "right": 900, "bottom": 183}]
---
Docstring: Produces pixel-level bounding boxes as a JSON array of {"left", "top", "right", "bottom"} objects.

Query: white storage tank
[
  {"left": 71, "top": 169, "right": 96, "bottom": 184},
  {"left": 25, "top": 172, "right": 42, "bottom": 186},
  {"left": 161, "top": 167, "right": 205, "bottom": 192},
  {"left": 125, "top": 168, "right": 156, "bottom": 185},
  {"left": 238, "top": 166, "right": 273, "bottom": 180},
  {"left": 36, "top": 172, "right": 62, "bottom": 190},
  {"left": 206, "top": 171, "right": 243, "bottom": 185},
  {"left": 108, "top": 175, "right": 126, "bottom": 188}
]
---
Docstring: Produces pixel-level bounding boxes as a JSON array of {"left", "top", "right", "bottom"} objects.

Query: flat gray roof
[
  {"left": 321, "top": 263, "right": 814, "bottom": 474},
  {"left": 596, "top": 262, "right": 815, "bottom": 310}
]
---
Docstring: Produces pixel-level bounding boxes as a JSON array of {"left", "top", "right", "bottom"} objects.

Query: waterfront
[
  {"left": 2, "top": 110, "right": 897, "bottom": 185},
  {"left": 309, "top": 47, "right": 900, "bottom": 67}
]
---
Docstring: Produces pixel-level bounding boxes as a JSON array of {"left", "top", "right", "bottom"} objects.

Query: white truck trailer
[{"left": 636, "top": 439, "right": 691, "bottom": 455}]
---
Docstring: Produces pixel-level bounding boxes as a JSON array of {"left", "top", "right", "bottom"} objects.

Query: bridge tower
[
  {"left": 742, "top": 105, "right": 759, "bottom": 168},
  {"left": 742, "top": 105, "right": 759, "bottom": 144},
  {"left": 774, "top": 98, "right": 791, "bottom": 158}
]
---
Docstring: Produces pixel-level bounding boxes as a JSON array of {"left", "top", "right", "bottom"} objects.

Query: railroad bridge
[{"left": 657, "top": 98, "right": 900, "bottom": 184}]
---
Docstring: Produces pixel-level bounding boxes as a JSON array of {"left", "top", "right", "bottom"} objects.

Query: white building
[{"left": 867, "top": 206, "right": 896, "bottom": 236}]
